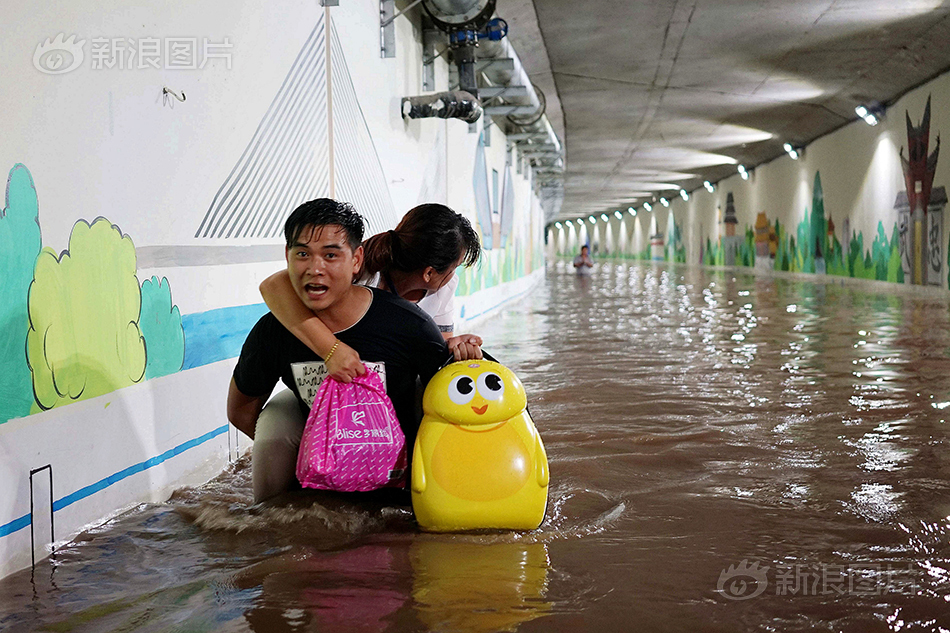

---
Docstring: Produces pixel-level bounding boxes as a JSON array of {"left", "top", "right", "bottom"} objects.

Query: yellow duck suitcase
[{"left": 411, "top": 359, "right": 549, "bottom": 531}]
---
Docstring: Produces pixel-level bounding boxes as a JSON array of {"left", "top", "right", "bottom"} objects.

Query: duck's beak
[{"left": 471, "top": 395, "right": 488, "bottom": 416}]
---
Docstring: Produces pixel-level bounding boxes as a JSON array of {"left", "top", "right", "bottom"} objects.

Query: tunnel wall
[
  {"left": 0, "top": 0, "right": 547, "bottom": 577},
  {"left": 551, "top": 66, "right": 950, "bottom": 289}
]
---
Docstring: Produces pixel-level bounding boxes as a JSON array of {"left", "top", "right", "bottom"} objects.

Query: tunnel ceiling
[{"left": 498, "top": 0, "right": 950, "bottom": 221}]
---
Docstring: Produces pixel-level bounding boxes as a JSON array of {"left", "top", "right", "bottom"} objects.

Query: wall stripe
[
  {"left": 0, "top": 424, "right": 228, "bottom": 539},
  {"left": 136, "top": 244, "right": 284, "bottom": 268},
  {"left": 0, "top": 515, "right": 30, "bottom": 539},
  {"left": 181, "top": 303, "right": 269, "bottom": 370},
  {"left": 53, "top": 425, "right": 229, "bottom": 511}
]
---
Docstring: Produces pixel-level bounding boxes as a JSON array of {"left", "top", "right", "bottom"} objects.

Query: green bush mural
[
  {"left": 0, "top": 163, "right": 190, "bottom": 420},
  {"left": 0, "top": 164, "right": 42, "bottom": 423},
  {"left": 28, "top": 218, "right": 147, "bottom": 410},
  {"left": 140, "top": 276, "right": 185, "bottom": 379}
]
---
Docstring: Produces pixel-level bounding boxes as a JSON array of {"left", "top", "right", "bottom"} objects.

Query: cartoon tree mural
[
  {"left": 738, "top": 227, "right": 756, "bottom": 267},
  {"left": 140, "top": 276, "right": 185, "bottom": 379},
  {"left": 774, "top": 220, "right": 793, "bottom": 271},
  {"left": 0, "top": 164, "right": 42, "bottom": 423},
  {"left": 811, "top": 174, "right": 827, "bottom": 262},
  {"left": 900, "top": 95, "right": 940, "bottom": 285},
  {"left": 703, "top": 237, "right": 721, "bottom": 265},
  {"left": 27, "top": 218, "right": 147, "bottom": 410}
]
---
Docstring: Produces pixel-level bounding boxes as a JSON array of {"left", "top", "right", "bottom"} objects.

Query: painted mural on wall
[
  {"left": 473, "top": 132, "right": 495, "bottom": 250},
  {"left": 700, "top": 99, "right": 945, "bottom": 285},
  {"left": 701, "top": 174, "right": 903, "bottom": 282},
  {"left": 195, "top": 15, "right": 399, "bottom": 240},
  {"left": 898, "top": 95, "right": 943, "bottom": 286},
  {"left": 0, "top": 164, "right": 42, "bottom": 423},
  {"left": 457, "top": 228, "right": 543, "bottom": 296},
  {"left": 0, "top": 164, "right": 185, "bottom": 423},
  {"left": 665, "top": 220, "right": 686, "bottom": 263},
  {"left": 462, "top": 139, "right": 544, "bottom": 295}
]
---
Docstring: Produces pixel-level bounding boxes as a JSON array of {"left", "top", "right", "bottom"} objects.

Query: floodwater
[{"left": 3, "top": 260, "right": 950, "bottom": 632}]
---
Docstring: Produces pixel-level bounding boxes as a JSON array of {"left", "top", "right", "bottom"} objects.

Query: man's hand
[
  {"left": 325, "top": 341, "right": 366, "bottom": 383},
  {"left": 447, "top": 333, "right": 483, "bottom": 361}
]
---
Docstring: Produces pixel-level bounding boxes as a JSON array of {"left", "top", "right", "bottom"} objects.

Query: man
[
  {"left": 228, "top": 199, "right": 449, "bottom": 503},
  {"left": 573, "top": 245, "right": 594, "bottom": 275}
]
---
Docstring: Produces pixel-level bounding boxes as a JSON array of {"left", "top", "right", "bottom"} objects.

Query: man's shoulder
[
  {"left": 354, "top": 287, "right": 444, "bottom": 347},
  {"left": 364, "top": 286, "right": 431, "bottom": 322},
  {"left": 243, "top": 311, "right": 297, "bottom": 350},
  {"left": 249, "top": 311, "right": 286, "bottom": 334}
]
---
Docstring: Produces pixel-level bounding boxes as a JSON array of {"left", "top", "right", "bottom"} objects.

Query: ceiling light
[
  {"left": 555, "top": 222, "right": 562, "bottom": 229},
  {"left": 588, "top": 216, "right": 597, "bottom": 225},
  {"left": 643, "top": 202, "right": 652, "bottom": 212},
  {"left": 783, "top": 142, "right": 800, "bottom": 160},
  {"left": 855, "top": 102, "right": 884, "bottom": 126},
  {"left": 738, "top": 164, "right": 749, "bottom": 180},
  {"left": 679, "top": 189, "right": 689, "bottom": 201},
  {"left": 566, "top": 220, "right": 573, "bottom": 227},
  {"left": 601, "top": 213, "right": 610, "bottom": 222},
  {"left": 704, "top": 180, "right": 715, "bottom": 193},
  {"left": 614, "top": 210, "right": 623, "bottom": 219},
  {"left": 660, "top": 197, "right": 669, "bottom": 207},
  {"left": 628, "top": 208, "right": 637, "bottom": 217}
]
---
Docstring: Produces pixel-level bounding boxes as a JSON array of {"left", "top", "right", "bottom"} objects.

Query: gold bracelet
[{"left": 323, "top": 340, "right": 341, "bottom": 364}]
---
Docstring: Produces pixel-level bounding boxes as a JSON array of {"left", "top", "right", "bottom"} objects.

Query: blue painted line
[
  {"left": 54, "top": 425, "right": 229, "bottom": 511},
  {"left": 0, "top": 424, "right": 229, "bottom": 539},
  {"left": 181, "top": 303, "right": 268, "bottom": 370},
  {"left": 0, "top": 514, "right": 31, "bottom": 539}
]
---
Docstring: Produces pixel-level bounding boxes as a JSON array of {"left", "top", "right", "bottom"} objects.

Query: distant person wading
[{"left": 573, "top": 245, "right": 593, "bottom": 275}]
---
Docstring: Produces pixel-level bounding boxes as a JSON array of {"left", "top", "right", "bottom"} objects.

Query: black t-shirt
[{"left": 232, "top": 286, "right": 450, "bottom": 444}]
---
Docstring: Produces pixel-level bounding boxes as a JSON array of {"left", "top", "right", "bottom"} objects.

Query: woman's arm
[
  {"left": 446, "top": 333, "right": 483, "bottom": 361},
  {"left": 259, "top": 271, "right": 365, "bottom": 382}
]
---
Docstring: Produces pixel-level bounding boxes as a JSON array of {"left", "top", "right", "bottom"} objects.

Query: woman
[{"left": 260, "top": 203, "right": 484, "bottom": 382}]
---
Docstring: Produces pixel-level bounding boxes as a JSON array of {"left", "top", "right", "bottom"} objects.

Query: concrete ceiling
[{"left": 498, "top": 0, "right": 950, "bottom": 221}]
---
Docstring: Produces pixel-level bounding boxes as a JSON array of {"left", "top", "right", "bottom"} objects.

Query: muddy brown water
[{"left": 3, "top": 261, "right": 950, "bottom": 632}]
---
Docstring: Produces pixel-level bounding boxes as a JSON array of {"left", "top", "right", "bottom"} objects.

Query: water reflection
[
  {"left": 238, "top": 544, "right": 409, "bottom": 633},
  {"left": 410, "top": 540, "right": 551, "bottom": 632}
]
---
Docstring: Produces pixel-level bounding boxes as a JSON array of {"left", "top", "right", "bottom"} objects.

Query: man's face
[
  {"left": 286, "top": 224, "right": 363, "bottom": 313},
  {"left": 581, "top": 247, "right": 589, "bottom": 256}
]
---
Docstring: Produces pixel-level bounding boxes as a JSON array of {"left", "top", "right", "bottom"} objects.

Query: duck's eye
[
  {"left": 448, "top": 375, "right": 475, "bottom": 405},
  {"left": 476, "top": 372, "right": 505, "bottom": 400}
]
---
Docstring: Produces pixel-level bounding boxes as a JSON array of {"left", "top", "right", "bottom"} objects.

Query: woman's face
[{"left": 423, "top": 252, "right": 464, "bottom": 293}]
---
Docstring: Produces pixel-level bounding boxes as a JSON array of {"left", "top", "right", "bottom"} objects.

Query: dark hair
[
  {"left": 284, "top": 198, "right": 365, "bottom": 250},
  {"left": 362, "top": 204, "right": 481, "bottom": 277}
]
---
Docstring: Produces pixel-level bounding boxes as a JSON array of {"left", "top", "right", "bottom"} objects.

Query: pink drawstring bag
[{"left": 296, "top": 369, "right": 407, "bottom": 492}]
